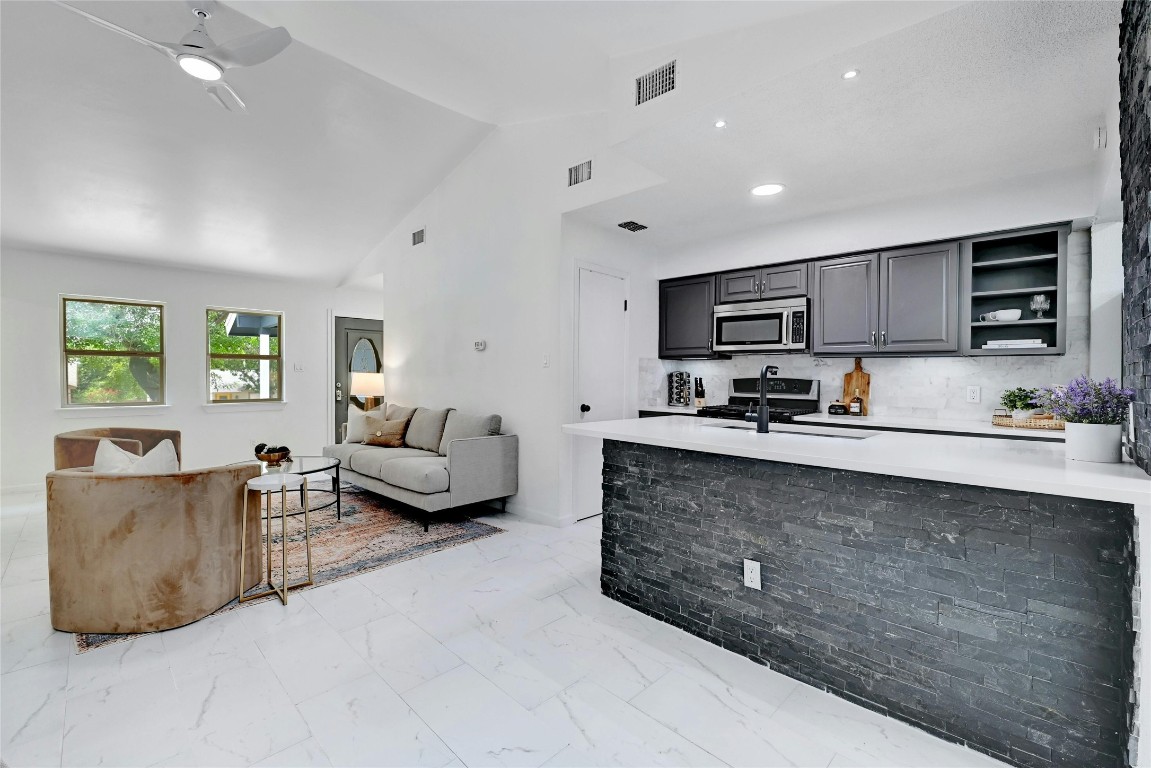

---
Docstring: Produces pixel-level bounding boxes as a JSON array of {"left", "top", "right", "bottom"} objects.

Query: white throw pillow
[
  {"left": 92, "top": 439, "right": 179, "bottom": 475},
  {"left": 346, "top": 402, "right": 385, "bottom": 443}
]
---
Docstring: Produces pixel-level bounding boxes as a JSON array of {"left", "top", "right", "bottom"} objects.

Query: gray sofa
[{"left": 323, "top": 404, "right": 517, "bottom": 527}]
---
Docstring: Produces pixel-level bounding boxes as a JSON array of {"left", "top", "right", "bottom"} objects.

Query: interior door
[
  {"left": 334, "top": 317, "right": 383, "bottom": 442},
  {"left": 573, "top": 268, "right": 627, "bottom": 521}
]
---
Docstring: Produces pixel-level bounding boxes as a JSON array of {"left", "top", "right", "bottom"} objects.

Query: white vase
[{"left": 1064, "top": 422, "right": 1122, "bottom": 463}]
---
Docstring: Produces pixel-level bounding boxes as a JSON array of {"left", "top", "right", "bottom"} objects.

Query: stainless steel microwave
[{"left": 712, "top": 298, "right": 809, "bottom": 353}]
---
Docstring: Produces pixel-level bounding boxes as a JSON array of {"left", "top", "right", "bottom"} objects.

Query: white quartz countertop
[
  {"left": 638, "top": 407, "right": 1064, "bottom": 440},
  {"left": 791, "top": 412, "right": 1066, "bottom": 441},
  {"left": 563, "top": 416, "right": 1150, "bottom": 506}
]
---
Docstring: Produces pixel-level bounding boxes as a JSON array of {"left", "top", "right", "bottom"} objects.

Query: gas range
[{"left": 696, "top": 377, "right": 820, "bottom": 423}]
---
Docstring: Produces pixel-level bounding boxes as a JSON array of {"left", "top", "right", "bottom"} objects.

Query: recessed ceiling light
[
  {"left": 842, "top": 69, "right": 860, "bottom": 80},
  {"left": 714, "top": 120, "right": 727, "bottom": 128},
  {"left": 177, "top": 55, "right": 223, "bottom": 81},
  {"left": 751, "top": 183, "right": 785, "bottom": 196}
]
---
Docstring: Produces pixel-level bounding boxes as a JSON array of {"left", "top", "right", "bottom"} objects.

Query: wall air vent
[
  {"left": 635, "top": 60, "right": 676, "bottom": 106},
  {"left": 618, "top": 221, "right": 648, "bottom": 232},
  {"left": 568, "top": 160, "right": 592, "bottom": 187},
  {"left": 412, "top": 228, "right": 425, "bottom": 246}
]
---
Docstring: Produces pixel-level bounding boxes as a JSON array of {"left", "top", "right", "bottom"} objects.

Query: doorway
[
  {"left": 572, "top": 267, "right": 628, "bottom": 520},
  {"left": 334, "top": 317, "right": 383, "bottom": 443}
]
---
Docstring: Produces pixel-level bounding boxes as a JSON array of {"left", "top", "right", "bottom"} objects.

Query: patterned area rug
[{"left": 74, "top": 486, "right": 504, "bottom": 652}]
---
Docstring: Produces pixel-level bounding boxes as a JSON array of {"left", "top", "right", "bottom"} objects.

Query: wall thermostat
[{"left": 474, "top": 340, "right": 486, "bottom": 351}]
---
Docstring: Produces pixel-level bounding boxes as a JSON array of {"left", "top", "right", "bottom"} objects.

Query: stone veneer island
[{"left": 564, "top": 417, "right": 1151, "bottom": 768}]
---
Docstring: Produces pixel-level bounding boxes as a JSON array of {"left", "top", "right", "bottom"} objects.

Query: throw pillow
[
  {"left": 385, "top": 403, "right": 417, "bottom": 423},
  {"left": 92, "top": 439, "right": 179, "bottom": 475},
  {"left": 438, "top": 411, "right": 502, "bottom": 455},
  {"left": 363, "top": 415, "right": 408, "bottom": 448},
  {"left": 346, "top": 402, "right": 385, "bottom": 443},
  {"left": 405, "top": 407, "right": 452, "bottom": 452}
]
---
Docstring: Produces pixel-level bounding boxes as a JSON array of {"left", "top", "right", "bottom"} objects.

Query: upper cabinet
[
  {"left": 811, "top": 254, "right": 879, "bottom": 355},
  {"left": 960, "top": 225, "right": 1068, "bottom": 356},
  {"left": 812, "top": 244, "right": 958, "bottom": 355},
  {"left": 717, "top": 264, "right": 808, "bottom": 304},
  {"left": 878, "top": 243, "right": 958, "bottom": 354},
  {"left": 659, "top": 275, "right": 724, "bottom": 359}
]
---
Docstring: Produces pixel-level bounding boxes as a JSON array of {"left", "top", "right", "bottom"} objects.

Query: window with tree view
[
  {"left": 62, "top": 297, "right": 165, "bottom": 406},
  {"left": 207, "top": 309, "right": 283, "bottom": 402}
]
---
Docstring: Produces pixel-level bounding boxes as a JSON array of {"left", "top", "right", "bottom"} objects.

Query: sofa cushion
[
  {"left": 349, "top": 447, "right": 440, "bottom": 480},
  {"left": 345, "top": 403, "right": 385, "bottom": 443},
  {"left": 437, "top": 411, "right": 503, "bottom": 455},
  {"left": 405, "top": 407, "right": 452, "bottom": 452},
  {"left": 385, "top": 403, "right": 417, "bottom": 423},
  {"left": 92, "top": 438, "right": 179, "bottom": 475},
  {"left": 379, "top": 457, "right": 450, "bottom": 494},
  {"left": 323, "top": 442, "right": 376, "bottom": 466},
  {"left": 363, "top": 414, "right": 407, "bottom": 447}
]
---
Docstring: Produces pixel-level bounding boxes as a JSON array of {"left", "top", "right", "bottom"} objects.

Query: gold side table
[{"left": 240, "top": 472, "right": 314, "bottom": 605}]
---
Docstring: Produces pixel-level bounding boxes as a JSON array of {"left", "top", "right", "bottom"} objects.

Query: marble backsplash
[{"left": 640, "top": 232, "right": 1090, "bottom": 423}]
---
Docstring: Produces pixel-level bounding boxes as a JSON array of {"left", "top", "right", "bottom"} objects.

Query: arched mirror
[{"left": 348, "top": 337, "right": 381, "bottom": 410}]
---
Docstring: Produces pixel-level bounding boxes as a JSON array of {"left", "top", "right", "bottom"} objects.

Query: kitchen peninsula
[{"left": 562, "top": 417, "right": 1150, "bottom": 768}]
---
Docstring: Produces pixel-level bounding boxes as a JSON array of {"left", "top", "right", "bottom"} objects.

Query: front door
[{"left": 334, "top": 317, "right": 383, "bottom": 442}]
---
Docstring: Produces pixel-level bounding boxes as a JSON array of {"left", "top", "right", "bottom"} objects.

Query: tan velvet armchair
[{"left": 47, "top": 429, "right": 263, "bottom": 634}]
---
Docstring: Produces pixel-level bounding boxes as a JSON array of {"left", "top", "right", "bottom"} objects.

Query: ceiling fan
[{"left": 55, "top": 1, "right": 291, "bottom": 112}]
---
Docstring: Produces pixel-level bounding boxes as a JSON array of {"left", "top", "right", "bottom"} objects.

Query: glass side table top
[{"left": 251, "top": 456, "right": 339, "bottom": 475}]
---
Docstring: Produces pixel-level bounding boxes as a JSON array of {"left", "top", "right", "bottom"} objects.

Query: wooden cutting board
[{"left": 842, "top": 357, "right": 871, "bottom": 416}]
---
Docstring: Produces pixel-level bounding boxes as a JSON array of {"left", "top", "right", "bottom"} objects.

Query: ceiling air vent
[
  {"left": 618, "top": 221, "right": 648, "bottom": 232},
  {"left": 635, "top": 60, "right": 676, "bottom": 106},
  {"left": 412, "top": 228, "right": 425, "bottom": 246},
  {"left": 568, "top": 160, "right": 592, "bottom": 187}
]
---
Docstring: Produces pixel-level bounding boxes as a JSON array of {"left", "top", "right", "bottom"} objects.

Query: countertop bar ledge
[{"left": 563, "top": 416, "right": 1150, "bottom": 506}]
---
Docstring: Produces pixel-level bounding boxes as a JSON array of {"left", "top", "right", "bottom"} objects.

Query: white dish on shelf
[{"left": 978, "top": 309, "right": 1022, "bottom": 322}]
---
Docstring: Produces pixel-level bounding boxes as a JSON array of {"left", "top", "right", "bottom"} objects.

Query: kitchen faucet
[{"left": 757, "top": 365, "right": 778, "bottom": 433}]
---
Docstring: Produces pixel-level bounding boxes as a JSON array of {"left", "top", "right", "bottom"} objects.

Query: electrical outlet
[
  {"left": 743, "top": 558, "right": 762, "bottom": 590},
  {"left": 966, "top": 386, "right": 981, "bottom": 404}
]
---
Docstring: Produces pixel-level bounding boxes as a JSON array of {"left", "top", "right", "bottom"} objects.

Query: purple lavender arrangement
[{"left": 1036, "top": 376, "right": 1134, "bottom": 425}]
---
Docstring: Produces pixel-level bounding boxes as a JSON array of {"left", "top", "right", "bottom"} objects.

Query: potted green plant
[
  {"left": 1000, "top": 387, "right": 1040, "bottom": 421},
  {"left": 1037, "top": 376, "right": 1135, "bottom": 463}
]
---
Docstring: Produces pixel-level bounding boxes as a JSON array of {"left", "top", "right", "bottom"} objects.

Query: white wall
[
  {"left": 1089, "top": 221, "right": 1123, "bottom": 380},
  {"left": 353, "top": 112, "right": 663, "bottom": 525},
  {"left": 641, "top": 230, "right": 1093, "bottom": 420},
  {"left": 0, "top": 248, "right": 381, "bottom": 492}
]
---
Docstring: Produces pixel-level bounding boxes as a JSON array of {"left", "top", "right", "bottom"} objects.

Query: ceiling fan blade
[
  {"left": 207, "top": 26, "right": 291, "bottom": 69},
  {"left": 54, "top": 2, "right": 176, "bottom": 59},
  {"left": 204, "top": 81, "right": 247, "bottom": 113}
]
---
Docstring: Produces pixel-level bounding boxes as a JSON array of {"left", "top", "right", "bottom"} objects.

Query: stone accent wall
[
  {"left": 1121, "top": 0, "right": 1150, "bottom": 472},
  {"left": 601, "top": 441, "right": 1136, "bottom": 768}
]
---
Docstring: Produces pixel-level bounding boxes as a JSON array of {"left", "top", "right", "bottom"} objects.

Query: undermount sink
[{"left": 702, "top": 423, "right": 875, "bottom": 440}]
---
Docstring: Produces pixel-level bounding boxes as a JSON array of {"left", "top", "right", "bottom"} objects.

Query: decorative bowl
[{"left": 256, "top": 451, "right": 290, "bottom": 467}]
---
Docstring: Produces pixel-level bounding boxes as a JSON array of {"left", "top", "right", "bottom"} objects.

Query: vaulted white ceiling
[{"left": 0, "top": 0, "right": 491, "bottom": 282}]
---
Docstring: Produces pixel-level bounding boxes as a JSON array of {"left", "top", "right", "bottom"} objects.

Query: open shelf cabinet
[{"left": 959, "top": 224, "right": 1068, "bottom": 355}]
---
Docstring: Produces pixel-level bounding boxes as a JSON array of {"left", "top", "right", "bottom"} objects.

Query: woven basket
[{"left": 991, "top": 414, "right": 1065, "bottom": 431}]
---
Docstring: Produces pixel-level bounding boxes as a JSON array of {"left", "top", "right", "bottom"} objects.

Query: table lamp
[{"left": 349, "top": 372, "right": 385, "bottom": 411}]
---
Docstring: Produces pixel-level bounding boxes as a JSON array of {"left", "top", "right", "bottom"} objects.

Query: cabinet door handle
[
  {"left": 881, "top": 331, "right": 887, "bottom": 347},
  {"left": 870, "top": 331, "right": 877, "bottom": 347}
]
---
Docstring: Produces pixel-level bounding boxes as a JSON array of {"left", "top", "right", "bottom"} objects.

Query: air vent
[
  {"left": 568, "top": 160, "right": 592, "bottom": 187},
  {"left": 412, "top": 228, "right": 425, "bottom": 246},
  {"left": 618, "top": 221, "right": 648, "bottom": 232},
  {"left": 635, "top": 60, "right": 676, "bottom": 106}
]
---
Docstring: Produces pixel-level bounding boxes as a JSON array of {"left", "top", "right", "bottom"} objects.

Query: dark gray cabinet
[
  {"left": 717, "top": 264, "right": 808, "bottom": 303},
  {"left": 812, "top": 255, "right": 879, "bottom": 354},
  {"left": 659, "top": 275, "right": 722, "bottom": 359},
  {"left": 878, "top": 243, "right": 958, "bottom": 353}
]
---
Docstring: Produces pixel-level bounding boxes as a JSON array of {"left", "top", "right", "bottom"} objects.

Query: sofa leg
[
  {"left": 424, "top": 520, "right": 429, "bottom": 533},
  {"left": 500, "top": 497, "right": 507, "bottom": 513}
]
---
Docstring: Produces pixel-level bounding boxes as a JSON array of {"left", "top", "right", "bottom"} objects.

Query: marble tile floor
[{"left": 1, "top": 494, "right": 1007, "bottom": 768}]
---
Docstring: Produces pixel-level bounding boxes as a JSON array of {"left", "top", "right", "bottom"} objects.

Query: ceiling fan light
[{"left": 178, "top": 55, "right": 222, "bottom": 81}]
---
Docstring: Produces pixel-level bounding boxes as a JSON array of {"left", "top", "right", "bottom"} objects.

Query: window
[
  {"left": 61, "top": 296, "right": 165, "bottom": 406},
  {"left": 206, "top": 309, "right": 283, "bottom": 402}
]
